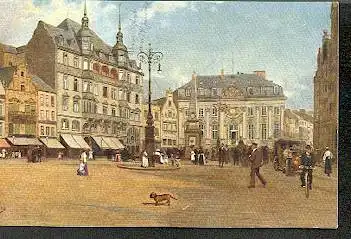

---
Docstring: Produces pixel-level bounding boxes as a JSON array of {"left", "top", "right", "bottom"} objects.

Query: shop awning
[
  {"left": 110, "top": 137, "right": 125, "bottom": 149},
  {"left": 0, "top": 139, "right": 10, "bottom": 148},
  {"left": 90, "top": 136, "right": 125, "bottom": 150},
  {"left": 92, "top": 136, "right": 110, "bottom": 149},
  {"left": 72, "top": 135, "right": 90, "bottom": 149},
  {"left": 6, "top": 137, "right": 43, "bottom": 146},
  {"left": 40, "top": 138, "right": 65, "bottom": 149},
  {"left": 61, "top": 134, "right": 81, "bottom": 149}
]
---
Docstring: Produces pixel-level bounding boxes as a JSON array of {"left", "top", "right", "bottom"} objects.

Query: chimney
[{"left": 254, "top": 70, "right": 266, "bottom": 80}]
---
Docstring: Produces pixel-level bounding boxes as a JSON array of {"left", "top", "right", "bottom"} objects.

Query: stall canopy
[
  {"left": 90, "top": 136, "right": 124, "bottom": 150},
  {"left": 0, "top": 139, "right": 10, "bottom": 148},
  {"left": 61, "top": 134, "right": 90, "bottom": 149},
  {"left": 6, "top": 137, "right": 43, "bottom": 146},
  {"left": 40, "top": 138, "right": 65, "bottom": 149}
]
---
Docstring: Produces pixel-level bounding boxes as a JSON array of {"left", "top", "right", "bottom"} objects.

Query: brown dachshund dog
[{"left": 150, "top": 192, "right": 177, "bottom": 206}]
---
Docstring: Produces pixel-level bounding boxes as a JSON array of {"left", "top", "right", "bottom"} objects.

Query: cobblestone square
[{"left": 0, "top": 159, "right": 337, "bottom": 228}]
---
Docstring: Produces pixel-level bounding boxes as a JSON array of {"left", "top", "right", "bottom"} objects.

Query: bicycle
[{"left": 299, "top": 165, "right": 314, "bottom": 198}]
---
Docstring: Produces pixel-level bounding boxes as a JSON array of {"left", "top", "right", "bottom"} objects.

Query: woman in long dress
[
  {"left": 141, "top": 150, "right": 149, "bottom": 168},
  {"left": 323, "top": 147, "right": 333, "bottom": 177},
  {"left": 190, "top": 150, "right": 196, "bottom": 164}
]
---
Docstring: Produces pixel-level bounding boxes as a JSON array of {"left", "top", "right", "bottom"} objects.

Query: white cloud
[{"left": 137, "top": 1, "right": 188, "bottom": 21}]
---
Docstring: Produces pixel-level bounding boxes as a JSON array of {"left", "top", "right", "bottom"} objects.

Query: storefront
[
  {"left": 60, "top": 134, "right": 90, "bottom": 159},
  {"left": 39, "top": 137, "right": 65, "bottom": 159},
  {"left": 6, "top": 136, "right": 43, "bottom": 158}
]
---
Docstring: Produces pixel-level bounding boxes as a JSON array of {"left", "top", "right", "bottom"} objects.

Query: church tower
[
  {"left": 77, "top": 0, "right": 92, "bottom": 55},
  {"left": 112, "top": 4, "right": 129, "bottom": 66}
]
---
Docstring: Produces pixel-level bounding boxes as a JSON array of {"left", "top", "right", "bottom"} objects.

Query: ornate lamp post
[{"left": 138, "top": 43, "right": 163, "bottom": 166}]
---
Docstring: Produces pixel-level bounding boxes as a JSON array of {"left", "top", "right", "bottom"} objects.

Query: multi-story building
[
  {"left": 25, "top": 3, "right": 143, "bottom": 155},
  {"left": 314, "top": 2, "right": 338, "bottom": 158},
  {"left": 153, "top": 89, "right": 178, "bottom": 148},
  {"left": 32, "top": 76, "right": 57, "bottom": 138},
  {"left": 283, "top": 109, "right": 313, "bottom": 145},
  {"left": 174, "top": 70, "right": 286, "bottom": 149},
  {"left": 292, "top": 109, "right": 313, "bottom": 145},
  {"left": 0, "top": 63, "right": 43, "bottom": 151},
  {"left": 0, "top": 43, "right": 26, "bottom": 67}
]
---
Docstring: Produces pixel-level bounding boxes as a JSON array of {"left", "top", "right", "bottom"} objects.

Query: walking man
[
  {"left": 322, "top": 146, "right": 333, "bottom": 177},
  {"left": 248, "top": 143, "right": 267, "bottom": 188},
  {"left": 218, "top": 144, "right": 225, "bottom": 167}
]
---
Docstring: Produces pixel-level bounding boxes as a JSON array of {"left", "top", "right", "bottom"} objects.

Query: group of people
[
  {"left": 248, "top": 143, "right": 334, "bottom": 190},
  {"left": 141, "top": 148, "right": 181, "bottom": 168},
  {"left": 190, "top": 147, "right": 206, "bottom": 165}
]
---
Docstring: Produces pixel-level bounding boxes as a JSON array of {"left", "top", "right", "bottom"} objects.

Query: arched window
[
  {"left": 110, "top": 68, "right": 117, "bottom": 79},
  {"left": 72, "top": 120, "right": 80, "bottom": 131},
  {"left": 93, "top": 63, "right": 100, "bottom": 73},
  {"left": 101, "top": 65, "right": 109, "bottom": 76}
]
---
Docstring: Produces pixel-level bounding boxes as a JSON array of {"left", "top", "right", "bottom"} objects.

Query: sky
[{"left": 0, "top": 0, "right": 332, "bottom": 110}]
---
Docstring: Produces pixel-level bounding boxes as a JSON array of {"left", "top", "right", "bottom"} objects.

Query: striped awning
[
  {"left": 61, "top": 134, "right": 90, "bottom": 149},
  {"left": 6, "top": 137, "right": 43, "bottom": 146},
  {"left": 90, "top": 136, "right": 124, "bottom": 150},
  {"left": 72, "top": 135, "right": 90, "bottom": 149},
  {"left": 40, "top": 138, "right": 65, "bottom": 149},
  {"left": 92, "top": 136, "right": 110, "bottom": 149}
]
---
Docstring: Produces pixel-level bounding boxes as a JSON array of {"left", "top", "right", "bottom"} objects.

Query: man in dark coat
[
  {"left": 248, "top": 143, "right": 267, "bottom": 188},
  {"left": 218, "top": 144, "right": 225, "bottom": 167}
]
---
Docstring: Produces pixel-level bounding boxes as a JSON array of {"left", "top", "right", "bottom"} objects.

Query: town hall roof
[{"left": 175, "top": 73, "right": 286, "bottom": 99}]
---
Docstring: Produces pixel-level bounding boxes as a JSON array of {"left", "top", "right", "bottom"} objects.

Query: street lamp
[{"left": 138, "top": 43, "right": 163, "bottom": 167}]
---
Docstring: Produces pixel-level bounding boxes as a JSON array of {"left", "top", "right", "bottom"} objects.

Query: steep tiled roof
[
  {"left": 284, "top": 109, "right": 299, "bottom": 120},
  {"left": 31, "top": 75, "right": 55, "bottom": 93},
  {"left": 0, "top": 67, "right": 15, "bottom": 88}
]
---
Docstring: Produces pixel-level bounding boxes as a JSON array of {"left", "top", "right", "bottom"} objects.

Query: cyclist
[{"left": 300, "top": 145, "right": 314, "bottom": 190}]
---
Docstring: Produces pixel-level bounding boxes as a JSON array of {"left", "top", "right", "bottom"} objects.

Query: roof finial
[
  {"left": 84, "top": 0, "right": 87, "bottom": 17},
  {"left": 118, "top": 3, "right": 122, "bottom": 32}
]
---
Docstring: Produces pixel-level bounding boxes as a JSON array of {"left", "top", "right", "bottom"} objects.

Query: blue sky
[{"left": 0, "top": 1, "right": 332, "bottom": 110}]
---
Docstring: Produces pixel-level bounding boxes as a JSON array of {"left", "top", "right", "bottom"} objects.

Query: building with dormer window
[
  {"left": 25, "top": 2, "right": 143, "bottom": 155},
  {"left": 174, "top": 70, "right": 287, "bottom": 149}
]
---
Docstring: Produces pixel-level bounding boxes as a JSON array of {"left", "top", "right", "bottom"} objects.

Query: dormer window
[
  {"left": 212, "top": 88, "right": 217, "bottom": 96},
  {"left": 90, "top": 43, "right": 94, "bottom": 51},
  {"left": 185, "top": 89, "right": 191, "bottom": 96},
  {"left": 273, "top": 86, "right": 280, "bottom": 95},
  {"left": 247, "top": 87, "right": 254, "bottom": 95}
]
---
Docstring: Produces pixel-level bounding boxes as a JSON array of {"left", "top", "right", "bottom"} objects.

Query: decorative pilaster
[
  {"left": 242, "top": 106, "right": 247, "bottom": 139},
  {"left": 268, "top": 106, "right": 273, "bottom": 138},
  {"left": 256, "top": 106, "right": 260, "bottom": 139}
]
